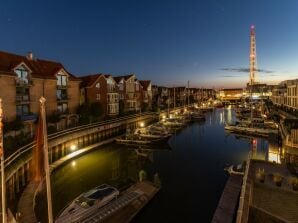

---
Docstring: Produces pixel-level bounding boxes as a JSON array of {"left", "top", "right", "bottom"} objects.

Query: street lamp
[{"left": 70, "top": 144, "right": 77, "bottom": 151}]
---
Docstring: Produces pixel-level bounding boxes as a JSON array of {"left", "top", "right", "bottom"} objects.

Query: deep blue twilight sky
[{"left": 1, "top": 0, "right": 298, "bottom": 88}]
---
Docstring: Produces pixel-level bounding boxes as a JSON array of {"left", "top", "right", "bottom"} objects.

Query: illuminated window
[
  {"left": 96, "top": 93, "right": 100, "bottom": 100},
  {"left": 96, "top": 83, "right": 100, "bottom": 88}
]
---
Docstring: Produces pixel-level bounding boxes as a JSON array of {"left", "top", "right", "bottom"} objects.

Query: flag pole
[
  {"left": 0, "top": 99, "right": 7, "bottom": 223},
  {"left": 40, "top": 97, "right": 53, "bottom": 223}
]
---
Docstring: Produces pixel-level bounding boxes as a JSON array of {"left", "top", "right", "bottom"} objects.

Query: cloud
[
  {"left": 219, "top": 75, "right": 241, "bottom": 78},
  {"left": 219, "top": 67, "right": 274, "bottom": 74}
]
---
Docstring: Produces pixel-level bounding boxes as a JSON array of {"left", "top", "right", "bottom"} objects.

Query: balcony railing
[
  {"left": 15, "top": 78, "right": 31, "bottom": 87},
  {"left": 20, "top": 114, "right": 38, "bottom": 121},
  {"left": 57, "top": 84, "right": 69, "bottom": 89},
  {"left": 16, "top": 95, "right": 30, "bottom": 102},
  {"left": 57, "top": 95, "right": 69, "bottom": 101}
]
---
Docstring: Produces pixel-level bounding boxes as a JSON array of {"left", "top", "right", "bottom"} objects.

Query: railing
[
  {"left": 20, "top": 114, "right": 38, "bottom": 121},
  {"left": 16, "top": 95, "right": 30, "bottom": 102},
  {"left": 4, "top": 112, "right": 156, "bottom": 169},
  {"left": 236, "top": 151, "right": 252, "bottom": 223}
]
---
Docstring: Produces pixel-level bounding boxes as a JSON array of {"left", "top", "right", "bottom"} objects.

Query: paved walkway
[
  {"left": 212, "top": 175, "right": 243, "bottom": 223},
  {"left": 50, "top": 136, "right": 118, "bottom": 173},
  {"left": 17, "top": 182, "right": 40, "bottom": 223}
]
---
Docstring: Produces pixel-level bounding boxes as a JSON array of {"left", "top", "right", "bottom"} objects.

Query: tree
[
  {"left": 90, "top": 102, "right": 103, "bottom": 120},
  {"left": 141, "top": 102, "right": 149, "bottom": 112},
  {"left": 77, "top": 103, "right": 91, "bottom": 124},
  {"left": 9, "top": 117, "right": 24, "bottom": 137}
]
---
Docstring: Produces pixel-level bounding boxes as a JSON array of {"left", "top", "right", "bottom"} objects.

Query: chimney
[{"left": 27, "top": 52, "right": 33, "bottom": 60}]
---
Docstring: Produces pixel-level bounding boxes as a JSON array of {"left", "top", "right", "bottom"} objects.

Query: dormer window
[
  {"left": 96, "top": 83, "right": 100, "bottom": 88},
  {"left": 57, "top": 73, "right": 67, "bottom": 87},
  {"left": 15, "top": 65, "right": 29, "bottom": 84}
]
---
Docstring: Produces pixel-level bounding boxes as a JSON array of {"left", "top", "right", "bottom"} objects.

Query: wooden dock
[{"left": 212, "top": 175, "right": 243, "bottom": 223}]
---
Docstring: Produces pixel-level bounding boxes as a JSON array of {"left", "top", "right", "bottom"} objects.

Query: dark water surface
[{"left": 37, "top": 108, "right": 269, "bottom": 222}]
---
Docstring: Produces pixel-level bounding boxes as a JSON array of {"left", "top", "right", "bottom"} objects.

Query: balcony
[
  {"left": 16, "top": 95, "right": 30, "bottom": 103},
  {"left": 57, "top": 84, "right": 69, "bottom": 89},
  {"left": 107, "top": 86, "right": 117, "bottom": 93},
  {"left": 20, "top": 113, "right": 38, "bottom": 121},
  {"left": 15, "top": 77, "right": 31, "bottom": 87},
  {"left": 57, "top": 95, "right": 69, "bottom": 102}
]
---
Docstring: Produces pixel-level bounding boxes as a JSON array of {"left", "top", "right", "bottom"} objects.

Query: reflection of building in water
[{"left": 268, "top": 141, "right": 281, "bottom": 164}]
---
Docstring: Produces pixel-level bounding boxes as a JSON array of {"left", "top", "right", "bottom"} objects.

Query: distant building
[
  {"left": 139, "top": 80, "right": 152, "bottom": 111},
  {"left": 246, "top": 83, "right": 273, "bottom": 99},
  {"left": 114, "top": 74, "right": 141, "bottom": 113},
  {"left": 80, "top": 74, "right": 119, "bottom": 116},
  {"left": 218, "top": 88, "right": 245, "bottom": 101},
  {"left": 271, "top": 79, "right": 298, "bottom": 112},
  {"left": 0, "top": 51, "right": 80, "bottom": 131}
]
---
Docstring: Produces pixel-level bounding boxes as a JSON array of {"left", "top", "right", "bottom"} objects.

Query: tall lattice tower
[{"left": 249, "top": 25, "right": 257, "bottom": 85}]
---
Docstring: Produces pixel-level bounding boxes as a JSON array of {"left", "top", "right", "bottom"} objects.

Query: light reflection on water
[{"left": 36, "top": 108, "right": 275, "bottom": 222}]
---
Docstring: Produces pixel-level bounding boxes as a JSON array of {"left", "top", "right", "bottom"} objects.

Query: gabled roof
[
  {"left": 79, "top": 74, "right": 103, "bottom": 88},
  {"left": 79, "top": 73, "right": 115, "bottom": 88},
  {"left": 139, "top": 80, "right": 151, "bottom": 90},
  {"left": 113, "top": 74, "right": 134, "bottom": 83},
  {"left": 0, "top": 51, "right": 78, "bottom": 80}
]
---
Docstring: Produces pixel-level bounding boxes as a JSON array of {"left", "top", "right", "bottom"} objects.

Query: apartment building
[
  {"left": 0, "top": 51, "right": 80, "bottom": 131},
  {"left": 80, "top": 74, "right": 119, "bottom": 116},
  {"left": 114, "top": 74, "right": 141, "bottom": 113},
  {"left": 271, "top": 82, "right": 287, "bottom": 107},
  {"left": 139, "top": 80, "right": 152, "bottom": 111},
  {"left": 271, "top": 79, "right": 298, "bottom": 112}
]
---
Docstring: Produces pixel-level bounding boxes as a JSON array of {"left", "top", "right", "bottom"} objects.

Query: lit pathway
[
  {"left": 17, "top": 181, "right": 40, "bottom": 223},
  {"left": 49, "top": 136, "right": 118, "bottom": 173}
]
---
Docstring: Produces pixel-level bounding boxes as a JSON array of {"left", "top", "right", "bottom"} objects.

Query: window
[
  {"left": 96, "top": 83, "right": 100, "bottom": 88},
  {"left": 15, "top": 66, "right": 29, "bottom": 84},
  {"left": 57, "top": 74, "right": 67, "bottom": 86},
  {"left": 119, "top": 83, "right": 123, "bottom": 91},
  {"left": 57, "top": 89, "right": 68, "bottom": 100},
  {"left": 57, "top": 103, "right": 68, "bottom": 113},
  {"left": 16, "top": 104, "right": 29, "bottom": 116},
  {"left": 136, "top": 82, "right": 139, "bottom": 91},
  {"left": 96, "top": 94, "right": 100, "bottom": 100}
]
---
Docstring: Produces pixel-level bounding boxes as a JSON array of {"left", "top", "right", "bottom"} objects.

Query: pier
[{"left": 212, "top": 175, "right": 243, "bottom": 223}]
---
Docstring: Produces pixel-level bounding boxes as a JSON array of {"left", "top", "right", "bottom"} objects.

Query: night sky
[{"left": 1, "top": 0, "right": 298, "bottom": 88}]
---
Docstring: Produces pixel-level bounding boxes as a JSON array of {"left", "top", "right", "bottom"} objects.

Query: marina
[{"left": 33, "top": 108, "right": 270, "bottom": 222}]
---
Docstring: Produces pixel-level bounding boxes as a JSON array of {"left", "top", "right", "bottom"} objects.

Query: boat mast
[
  {"left": 40, "top": 97, "right": 53, "bottom": 223},
  {"left": 187, "top": 80, "right": 190, "bottom": 108},
  {"left": 174, "top": 86, "right": 176, "bottom": 109},
  {"left": 0, "top": 99, "right": 7, "bottom": 223}
]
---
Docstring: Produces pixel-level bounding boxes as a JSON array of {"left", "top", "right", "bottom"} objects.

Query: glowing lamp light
[
  {"left": 70, "top": 144, "right": 77, "bottom": 151},
  {"left": 162, "top": 115, "right": 166, "bottom": 119},
  {"left": 140, "top": 122, "right": 145, "bottom": 128},
  {"left": 72, "top": 161, "right": 76, "bottom": 167},
  {"left": 252, "top": 139, "right": 257, "bottom": 145}
]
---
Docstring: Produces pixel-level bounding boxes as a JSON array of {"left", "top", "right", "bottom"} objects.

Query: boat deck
[{"left": 70, "top": 181, "right": 160, "bottom": 223}]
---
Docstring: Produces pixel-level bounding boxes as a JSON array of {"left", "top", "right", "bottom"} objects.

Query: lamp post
[{"left": 0, "top": 99, "right": 7, "bottom": 223}]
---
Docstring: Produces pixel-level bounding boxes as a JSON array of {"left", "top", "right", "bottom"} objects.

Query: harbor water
[{"left": 36, "top": 108, "right": 272, "bottom": 222}]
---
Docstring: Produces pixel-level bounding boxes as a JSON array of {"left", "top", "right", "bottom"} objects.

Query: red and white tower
[{"left": 249, "top": 25, "right": 257, "bottom": 85}]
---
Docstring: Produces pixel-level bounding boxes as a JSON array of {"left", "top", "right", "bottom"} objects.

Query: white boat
[
  {"left": 55, "top": 184, "right": 119, "bottom": 223},
  {"left": 135, "top": 128, "right": 171, "bottom": 141},
  {"left": 225, "top": 124, "right": 278, "bottom": 136}
]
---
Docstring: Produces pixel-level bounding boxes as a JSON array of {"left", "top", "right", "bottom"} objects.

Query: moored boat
[{"left": 55, "top": 184, "right": 119, "bottom": 223}]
